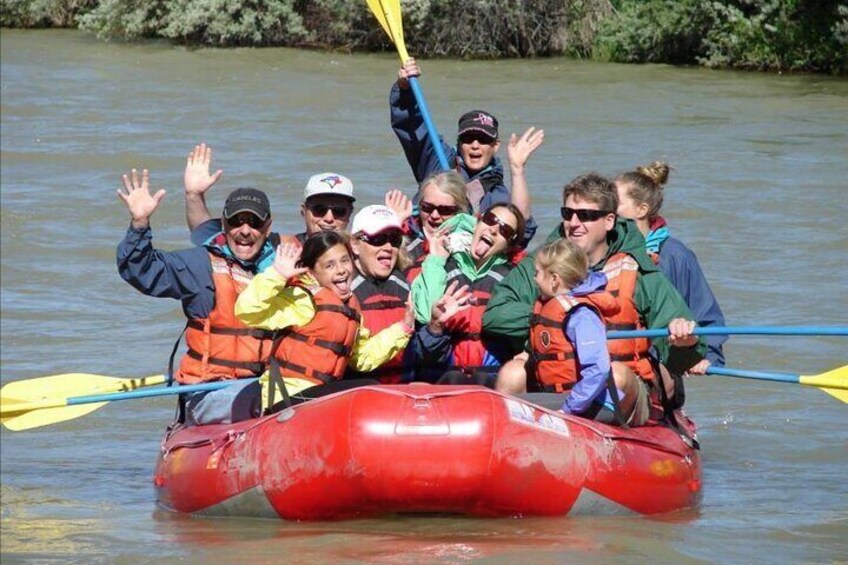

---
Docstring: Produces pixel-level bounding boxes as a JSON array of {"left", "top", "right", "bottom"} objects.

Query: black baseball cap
[
  {"left": 223, "top": 188, "right": 270, "bottom": 221},
  {"left": 457, "top": 110, "right": 498, "bottom": 141}
]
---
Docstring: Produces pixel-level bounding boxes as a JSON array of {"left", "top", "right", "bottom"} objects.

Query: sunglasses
[
  {"left": 308, "top": 204, "right": 351, "bottom": 220},
  {"left": 481, "top": 210, "right": 517, "bottom": 241},
  {"left": 560, "top": 207, "right": 613, "bottom": 223},
  {"left": 458, "top": 133, "right": 496, "bottom": 145},
  {"left": 226, "top": 214, "right": 267, "bottom": 229},
  {"left": 419, "top": 201, "right": 460, "bottom": 217},
  {"left": 359, "top": 231, "right": 403, "bottom": 248}
]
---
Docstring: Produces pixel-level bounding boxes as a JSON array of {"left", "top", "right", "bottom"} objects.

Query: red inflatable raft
[{"left": 154, "top": 384, "right": 701, "bottom": 519}]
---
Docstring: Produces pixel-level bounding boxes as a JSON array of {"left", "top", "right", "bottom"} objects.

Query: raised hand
[
  {"left": 428, "top": 228, "right": 450, "bottom": 258},
  {"left": 273, "top": 243, "right": 307, "bottom": 280},
  {"left": 184, "top": 143, "right": 223, "bottom": 197},
  {"left": 507, "top": 126, "right": 545, "bottom": 173},
  {"left": 117, "top": 168, "right": 166, "bottom": 230},
  {"left": 397, "top": 58, "right": 421, "bottom": 90},
  {"left": 385, "top": 189, "right": 412, "bottom": 225},
  {"left": 429, "top": 281, "right": 474, "bottom": 334}
]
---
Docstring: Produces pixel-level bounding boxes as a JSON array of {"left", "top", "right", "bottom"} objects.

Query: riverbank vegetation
[{"left": 2, "top": 0, "right": 846, "bottom": 74}]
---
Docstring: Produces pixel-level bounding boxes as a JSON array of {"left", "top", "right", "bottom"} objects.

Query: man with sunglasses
[
  {"left": 181, "top": 143, "right": 354, "bottom": 247},
  {"left": 118, "top": 169, "right": 279, "bottom": 426},
  {"left": 391, "top": 59, "right": 539, "bottom": 246},
  {"left": 483, "top": 173, "right": 706, "bottom": 417}
]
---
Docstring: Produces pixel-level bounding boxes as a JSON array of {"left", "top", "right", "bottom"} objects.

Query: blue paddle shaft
[
  {"left": 408, "top": 76, "right": 450, "bottom": 171},
  {"left": 608, "top": 326, "right": 848, "bottom": 339},
  {"left": 67, "top": 378, "right": 258, "bottom": 406},
  {"left": 705, "top": 367, "right": 800, "bottom": 384}
]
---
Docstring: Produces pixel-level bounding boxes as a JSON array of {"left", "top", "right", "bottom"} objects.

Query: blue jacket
[
  {"left": 389, "top": 83, "right": 538, "bottom": 245},
  {"left": 657, "top": 237, "right": 726, "bottom": 366},
  {"left": 117, "top": 225, "right": 275, "bottom": 319},
  {"left": 558, "top": 272, "right": 616, "bottom": 415}
]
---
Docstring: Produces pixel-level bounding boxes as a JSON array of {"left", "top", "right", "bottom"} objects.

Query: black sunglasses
[
  {"left": 359, "top": 231, "right": 403, "bottom": 248},
  {"left": 560, "top": 207, "right": 613, "bottom": 223},
  {"left": 481, "top": 210, "right": 517, "bottom": 241},
  {"left": 226, "top": 214, "right": 267, "bottom": 230},
  {"left": 419, "top": 201, "right": 460, "bottom": 217},
  {"left": 308, "top": 204, "right": 351, "bottom": 220},
  {"left": 458, "top": 133, "right": 496, "bottom": 145}
]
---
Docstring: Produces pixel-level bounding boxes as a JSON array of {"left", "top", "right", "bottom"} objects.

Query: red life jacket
[
  {"left": 272, "top": 282, "right": 362, "bottom": 386},
  {"left": 442, "top": 257, "right": 513, "bottom": 370},
  {"left": 348, "top": 271, "right": 409, "bottom": 383},
  {"left": 177, "top": 254, "right": 275, "bottom": 384},
  {"left": 602, "top": 252, "right": 657, "bottom": 382},
  {"left": 529, "top": 292, "right": 620, "bottom": 392}
]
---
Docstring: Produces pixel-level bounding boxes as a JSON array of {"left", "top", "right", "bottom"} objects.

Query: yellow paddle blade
[
  {"left": 366, "top": 0, "right": 410, "bottom": 62},
  {"left": 0, "top": 373, "right": 166, "bottom": 406},
  {"left": 801, "top": 365, "right": 848, "bottom": 403},
  {"left": 2, "top": 402, "right": 108, "bottom": 432}
]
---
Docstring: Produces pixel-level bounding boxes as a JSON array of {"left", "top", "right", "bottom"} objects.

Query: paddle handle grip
[
  {"left": 608, "top": 326, "right": 848, "bottom": 339},
  {"left": 408, "top": 76, "right": 451, "bottom": 171}
]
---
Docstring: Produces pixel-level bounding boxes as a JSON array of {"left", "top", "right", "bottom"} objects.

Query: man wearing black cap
[
  {"left": 117, "top": 168, "right": 279, "bottom": 426},
  {"left": 390, "top": 58, "right": 540, "bottom": 245},
  {"left": 181, "top": 143, "right": 355, "bottom": 248}
]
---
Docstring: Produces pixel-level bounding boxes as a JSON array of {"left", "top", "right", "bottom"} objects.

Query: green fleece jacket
[
  {"left": 412, "top": 213, "right": 508, "bottom": 323},
  {"left": 481, "top": 218, "right": 705, "bottom": 374}
]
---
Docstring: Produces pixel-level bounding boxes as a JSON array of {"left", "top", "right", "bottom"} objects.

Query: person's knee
[{"left": 495, "top": 360, "right": 527, "bottom": 394}]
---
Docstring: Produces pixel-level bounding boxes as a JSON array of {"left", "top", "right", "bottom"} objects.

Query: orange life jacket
[
  {"left": 273, "top": 283, "right": 362, "bottom": 386},
  {"left": 347, "top": 271, "right": 409, "bottom": 383},
  {"left": 602, "top": 252, "right": 657, "bottom": 382},
  {"left": 529, "top": 292, "right": 620, "bottom": 392},
  {"left": 176, "top": 254, "right": 275, "bottom": 384}
]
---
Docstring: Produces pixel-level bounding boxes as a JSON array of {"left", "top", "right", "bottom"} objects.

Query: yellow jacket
[{"left": 235, "top": 269, "right": 412, "bottom": 374}]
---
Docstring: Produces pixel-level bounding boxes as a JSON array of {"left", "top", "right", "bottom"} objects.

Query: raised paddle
[
  {"left": 366, "top": 0, "right": 451, "bottom": 171},
  {"left": 706, "top": 365, "right": 847, "bottom": 403},
  {"left": 608, "top": 326, "right": 848, "bottom": 339}
]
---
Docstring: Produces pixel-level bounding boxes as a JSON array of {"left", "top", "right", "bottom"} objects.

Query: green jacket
[
  {"left": 482, "top": 218, "right": 705, "bottom": 374},
  {"left": 412, "top": 213, "right": 508, "bottom": 323}
]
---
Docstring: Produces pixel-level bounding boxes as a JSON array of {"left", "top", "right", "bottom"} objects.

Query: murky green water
[{"left": 2, "top": 29, "right": 847, "bottom": 563}]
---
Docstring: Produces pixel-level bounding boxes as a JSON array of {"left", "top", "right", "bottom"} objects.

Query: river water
[{"left": 1, "top": 29, "right": 846, "bottom": 563}]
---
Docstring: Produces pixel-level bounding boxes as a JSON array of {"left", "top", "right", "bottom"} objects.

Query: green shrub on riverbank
[
  {"left": 2, "top": 0, "right": 845, "bottom": 74},
  {"left": 595, "top": 0, "right": 848, "bottom": 73}
]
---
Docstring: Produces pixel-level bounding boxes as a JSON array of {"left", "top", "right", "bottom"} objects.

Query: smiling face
[
  {"left": 309, "top": 243, "right": 355, "bottom": 300},
  {"left": 223, "top": 212, "right": 271, "bottom": 262},
  {"left": 470, "top": 206, "right": 518, "bottom": 266},
  {"left": 351, "top": 229, "right": 402, "bottom": 280},
  {"left": 418, "top": 182, "right": 461, "bottom": 239},
  {"left": 457, "top": 133, "right": 500, "bottom": 175},
  {"left": 562, "top": 195, "right": 615, "bottom": 266},
  {"left": 301, "top": 194, "right": 353, "bottom": 235}
]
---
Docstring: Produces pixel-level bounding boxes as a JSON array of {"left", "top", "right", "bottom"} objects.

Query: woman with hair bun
[{"left": 615, "top": 162, "right": 726, "bottom": 372}]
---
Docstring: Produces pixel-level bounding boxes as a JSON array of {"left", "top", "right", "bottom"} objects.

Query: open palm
[{"left": 117, "top": 168, "right": 166, "bottom": 229}]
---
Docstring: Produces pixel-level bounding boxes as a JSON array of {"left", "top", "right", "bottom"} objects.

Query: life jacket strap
[
  {"left": 276, "top": 360, "right": 335, "bottom": 385},
  {"left": 277, "top": 329, "right": 352, "bottom": 357},
  {"left": 186, "top": 349, "right": 265, "bottom": 374},
  {"left": 186, "top": 319, "right": 275, "bottom": 339}
]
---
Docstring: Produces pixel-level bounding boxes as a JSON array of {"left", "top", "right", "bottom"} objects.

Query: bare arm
[
  {"left": 506, "top": 127, "right": 544, "bottom": 223},
  {"left": 183, "top": 143, "right": 223, "bottom": 231}
]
